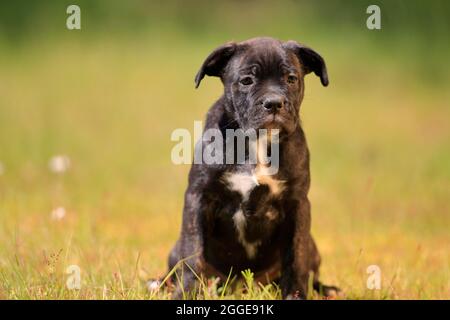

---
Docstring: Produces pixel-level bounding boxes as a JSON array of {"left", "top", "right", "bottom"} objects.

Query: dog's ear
[
  {"left": 283, "top": 41, "right": 329, "bottom": 87},
  {"left": 195, "top": 42, "right": 237, "bottom": 88}
]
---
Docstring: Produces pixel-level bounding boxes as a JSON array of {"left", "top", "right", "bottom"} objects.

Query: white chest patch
[
  {"left": 223, "top": 172, "right": 259, "bottom": 200},
  {"left": 223, "top": 170, "right": 285, "bottom": 199},
  {"left": 223, "top": 171, "right": 285, "bottom": 259}
]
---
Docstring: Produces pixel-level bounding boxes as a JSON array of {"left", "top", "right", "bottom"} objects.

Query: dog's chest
[
  {"left": 223, "top": 170, "right": 284, "bottom": 201},
  {"left": 221, "top": 169, "right": 286, "bottom": 259}
]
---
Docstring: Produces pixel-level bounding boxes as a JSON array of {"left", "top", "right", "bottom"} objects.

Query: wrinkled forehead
[{"left": 232, "top": 42, "right": 301, "bottom": 75}]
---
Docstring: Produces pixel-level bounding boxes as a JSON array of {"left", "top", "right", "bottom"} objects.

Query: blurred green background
[{"left": 0, "top": 1, "right": 449, "bottom": 299}]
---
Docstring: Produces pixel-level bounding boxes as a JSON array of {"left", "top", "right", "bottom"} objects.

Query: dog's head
[{"left": 195, "top": 37, "right": 328, "bottom": 133}]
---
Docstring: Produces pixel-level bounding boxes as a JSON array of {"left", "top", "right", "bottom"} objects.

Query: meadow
[{"left": 0, "top": 1, "right": 449, "bottom": 299}]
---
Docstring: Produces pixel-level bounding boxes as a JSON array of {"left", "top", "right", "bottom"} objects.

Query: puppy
[{"left": 166, "top": 37, "right": 338, "bottom": 299}]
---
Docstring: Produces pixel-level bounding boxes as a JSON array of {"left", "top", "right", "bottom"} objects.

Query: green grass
[{"left": 0, "top": 35, "right": 449, "bottom": 299}]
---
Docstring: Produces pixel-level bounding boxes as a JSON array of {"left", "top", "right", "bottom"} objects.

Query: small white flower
[
  {"left": 146, "top": 280, "right": 161, "bottom": 293},
  {"left": 49, "top": 155, "right": 71, "bottom": 173},
  {"left": 51, "top": 207, "right": 66, "bottom": 221},
  {"left": 0, "top": 162, "right": 4, "bottom": 175}
]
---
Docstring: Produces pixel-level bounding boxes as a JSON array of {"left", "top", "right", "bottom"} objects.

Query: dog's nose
[{"left": 262, "top": 96, "right": 284, "bottom": 113}]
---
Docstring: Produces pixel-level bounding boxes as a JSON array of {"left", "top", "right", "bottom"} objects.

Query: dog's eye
[
  {"left": 287, "top": 75, "right": 298, "bottom": 84},
  {"left": 239, "top": 76, "right": 254, "bottom": 86}
]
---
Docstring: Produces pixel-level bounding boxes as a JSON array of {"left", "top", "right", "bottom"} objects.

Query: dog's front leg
[
  {"left": 280, "top": 197, "right": 313, "bottom": 299},
  {"left": 170, "top": 191, "right": 205, "bottom": 299}
]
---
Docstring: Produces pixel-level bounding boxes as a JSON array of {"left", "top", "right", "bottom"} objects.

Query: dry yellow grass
[{"left": 0, "top": 38, "right": 449, "bottom": 299}]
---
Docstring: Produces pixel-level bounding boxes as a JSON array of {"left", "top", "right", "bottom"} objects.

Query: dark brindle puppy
[{"left": 166, "top": 37, "right": 338, "bottom": 299}]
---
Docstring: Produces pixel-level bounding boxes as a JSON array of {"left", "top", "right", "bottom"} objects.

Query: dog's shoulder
[
  {"left": 204, "top": 96, "right": 239, "bottom": 134},
  {"left": 185, "top": 97, "right": 228, "bottom": 190}
]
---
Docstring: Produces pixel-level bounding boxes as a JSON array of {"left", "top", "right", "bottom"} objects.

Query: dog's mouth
[{"left": 260, "top": 114, "right": 286, "bottom": 129}]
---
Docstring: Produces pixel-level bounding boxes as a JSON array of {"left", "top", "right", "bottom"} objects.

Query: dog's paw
[
  {"left": 321, "top": 285, "right": 343, "bottom": 299},
  {"left": 285, "top": 290, "right": 305, "bottom": 300}
]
